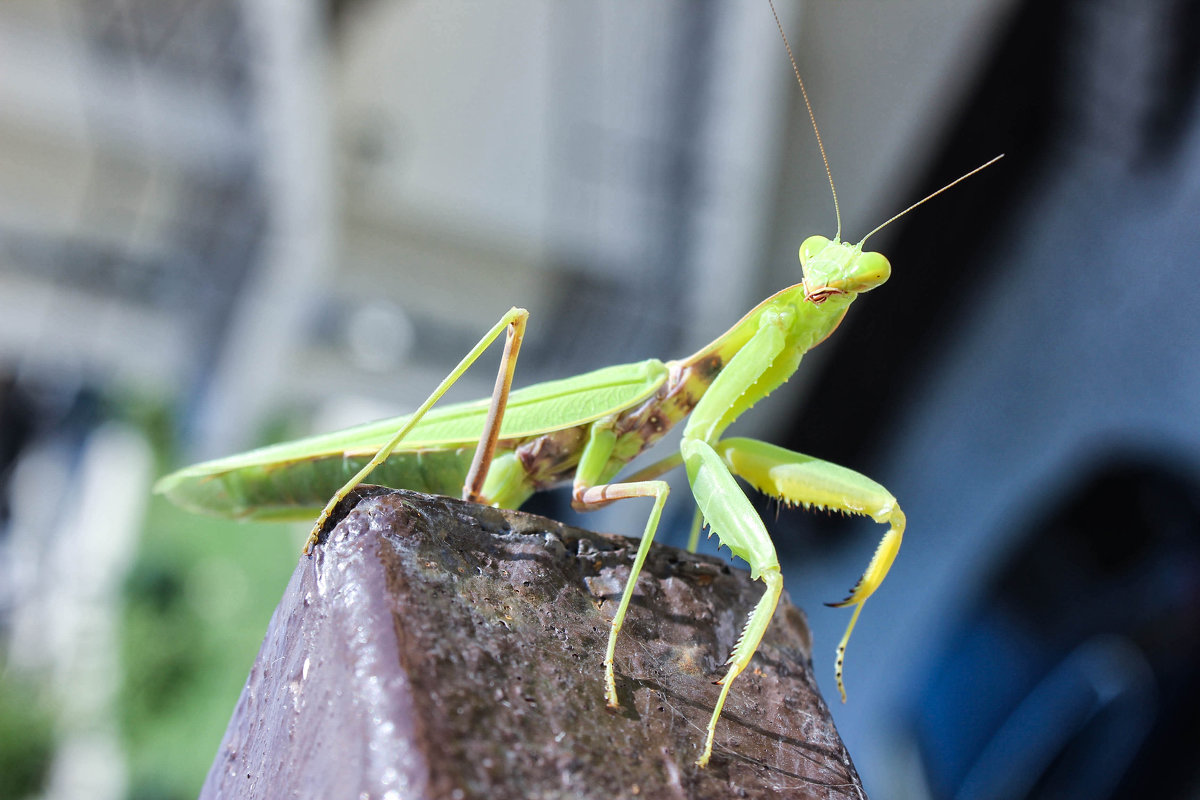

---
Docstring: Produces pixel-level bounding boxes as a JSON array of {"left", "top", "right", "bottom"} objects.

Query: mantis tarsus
[{"left": 156, "top": 3, "right": 999, "bottom": 768}]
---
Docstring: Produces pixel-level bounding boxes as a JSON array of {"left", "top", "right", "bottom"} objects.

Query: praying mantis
[{"left": 156, "top": 2, "right": 999, "bottom": 768}]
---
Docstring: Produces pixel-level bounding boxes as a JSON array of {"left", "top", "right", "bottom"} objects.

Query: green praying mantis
[{"left": 155, "top": 3, "right": 999, "bottom": 768}]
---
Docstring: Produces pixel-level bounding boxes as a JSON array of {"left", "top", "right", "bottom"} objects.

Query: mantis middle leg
[{"left": 569, "top": 424, "right": 672, "bottom": 713}]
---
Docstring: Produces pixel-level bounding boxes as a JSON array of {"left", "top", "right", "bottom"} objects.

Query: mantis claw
[{"left": 825, "top": 578, "right": 864, "bottom": 608}]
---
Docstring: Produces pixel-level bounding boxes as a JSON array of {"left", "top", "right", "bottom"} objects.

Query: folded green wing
[{"left": 154, "top": 359, "right": 668, "bottom": 518}]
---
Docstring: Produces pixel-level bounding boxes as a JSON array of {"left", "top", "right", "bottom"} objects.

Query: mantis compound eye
[
  {"left": 799, "top": 235, "right": 832, "bottom": 267},
  {"left": 851, "top": 250, "right": 891, "bottom": 291}
]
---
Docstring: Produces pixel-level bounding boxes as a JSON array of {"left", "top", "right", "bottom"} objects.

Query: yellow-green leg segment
[
  {"left": 682, "top": 437, "right": 783, "bottom": 766},
  {"left": 712, "top": 436, "right": 906, "bottom": 702},
  {"left": 701, "top": 568, "right": 783, "bottom": 767},
  {"left": 683, "top": 435, "right": 905, "bottom": 765}
]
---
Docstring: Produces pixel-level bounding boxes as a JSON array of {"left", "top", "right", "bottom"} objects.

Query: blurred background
[{"left": 1, "top": 0, "right": 1198, "bottom": 798}]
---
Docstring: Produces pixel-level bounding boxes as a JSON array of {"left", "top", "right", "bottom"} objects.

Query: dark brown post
[{"left": 200, "top": 489, "right": 866, "bottom": 799}]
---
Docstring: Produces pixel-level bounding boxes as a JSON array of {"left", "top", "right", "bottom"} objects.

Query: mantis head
[{"left": 799, "top": 235, "right": 891, "bottom": 303}]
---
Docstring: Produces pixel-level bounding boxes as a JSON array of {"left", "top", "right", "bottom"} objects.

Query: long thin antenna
[
  {"left": 769, "top": 0, "right": 841, "bottom": 241},
  {"left": 859, "top": 154, "right": 1005, "bottom": 246}
]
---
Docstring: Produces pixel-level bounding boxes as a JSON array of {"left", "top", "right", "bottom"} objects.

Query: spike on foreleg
[
  {"left": 725, "top": 606, "right": 760, "bottom": 668},
  {"left": 696, "top": 569, "right": 784, "bottom": 767}
]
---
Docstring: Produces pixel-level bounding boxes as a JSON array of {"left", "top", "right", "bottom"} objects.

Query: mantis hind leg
[
  {"left": 302, "top": 307, "right": 529, "bottom": 552},
  {"left": 462, "top": 309, "right": 527, "bottom": 503}
]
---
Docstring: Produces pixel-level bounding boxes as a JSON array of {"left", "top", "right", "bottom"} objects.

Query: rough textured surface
[{"left": 200, "top": 488, "right": 866, "bottom": 799}]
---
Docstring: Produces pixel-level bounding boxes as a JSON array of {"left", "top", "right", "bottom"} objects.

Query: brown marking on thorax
[
  {"left": 610, "top": 354, "right": 720, "bottom": 445},
  {"left": 509, "top": 353, "right": 724, "bottom": 490}
]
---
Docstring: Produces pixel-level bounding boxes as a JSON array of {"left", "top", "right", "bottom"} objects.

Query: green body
[
  {"left": 155, "top": 234, "right": 906, "bottom": 767},
  {"left": 158, "top": 237, "right": 871, "bottom": 526},
  {"left": 157, "top": 360, "right": 671, "bottom": 520}
]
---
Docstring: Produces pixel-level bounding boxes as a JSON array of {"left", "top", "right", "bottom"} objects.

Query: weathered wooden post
[{"left": 200, "top": 489, "right": 866, "bottom": 799}]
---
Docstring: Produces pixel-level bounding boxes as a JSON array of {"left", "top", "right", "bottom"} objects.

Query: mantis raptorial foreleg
[
  {"left": 681, "top": 437, "right": 784, "bottom": 767},
  {"left": 711, "top": 437, "right": 906, "bottom": 702},
  {"left": 302, "top": 306, "right": 529, "bottom": 552},
  {"left": 678, "top": 434, "right": 905, "bottom": 765},
  {"left": 673, "top": 307, "right": 903, "bottom": 763}
]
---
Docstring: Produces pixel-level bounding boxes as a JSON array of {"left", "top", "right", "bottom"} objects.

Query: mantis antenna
[
  {"left": 768, "top": 0, "right": 842, "bottom": 242},
  {"left": 769, "top": 0, "right": 1003, "bottom": 249},
  {"left": 859, "top": 154, "right": 1005, "bottom": 247}
]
